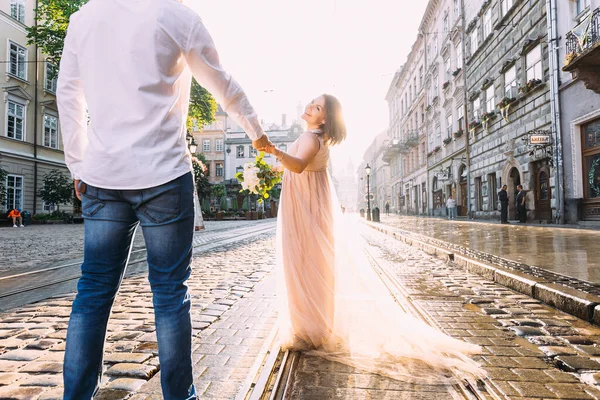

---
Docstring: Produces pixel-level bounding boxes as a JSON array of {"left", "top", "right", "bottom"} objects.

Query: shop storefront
[{"left": 582, "top": 118, "right": 600, "bottom": 220}]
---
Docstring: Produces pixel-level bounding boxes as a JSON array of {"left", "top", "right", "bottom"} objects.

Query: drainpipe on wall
[
  {"left": 545, "top": 0, "right": 565, "bottom": 224},
  {"left": 461, "top": 0, "right": 473, "bottom": 219},
  {"left": 32, "top": 0, "right": 39, "bottom": 215},
  {"left": 419, "top": 30, "right": 431, "bottom": 216}
]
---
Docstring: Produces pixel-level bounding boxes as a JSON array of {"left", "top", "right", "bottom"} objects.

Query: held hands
[{"left": 252, "top": 135, "right": 273, "bottom": 152}]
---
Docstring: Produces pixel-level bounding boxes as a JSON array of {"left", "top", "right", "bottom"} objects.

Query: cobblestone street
[
  {"left": 3, "top": 220, "right": 600, "bottom": 398},
  {"left": 0, "top": 221, "right": 264, "bottom": 275}
]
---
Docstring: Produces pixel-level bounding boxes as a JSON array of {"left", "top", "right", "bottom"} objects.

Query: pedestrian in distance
[
  {"left": 446, "top": 195, "right": 457, "bottom": 220},
  {"left": 385, "top": 201, "right": 390, "bottom": 215},
  {"left": 516, "top": 185, "right": 527, "bottom": 223},
  {"left": 498, "top": 185, "right": 509, "bottom": 224},
  {"left": 7, "top": 209, "right": 24, "bottom": 228}
]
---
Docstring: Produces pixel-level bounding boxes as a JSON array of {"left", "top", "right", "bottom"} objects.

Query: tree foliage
[
  {"left": 192, "top": 154, "right": 211, "bottom": 201},
  {"left": 39, "top": 169, "right": 73, "bottom": 211},
  {"left": 211, "top": 184, "right": 226, "bottom": 201},
  {"left": 188, "top": 79, "right": 217, "bottom": 131},
  {"left": 27, "top": 0, "right": 217, "bottom": 128}
]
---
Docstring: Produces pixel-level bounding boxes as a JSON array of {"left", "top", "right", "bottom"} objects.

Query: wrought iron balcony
[
  {"left": 382, "top": 139, "right": 401, "bottom": 162},
  {"left": 399, "top": 132, "right": 420, "bottom": 153},
  {"left": 564, "top": 8, "right": 600, "bottom": 94}
]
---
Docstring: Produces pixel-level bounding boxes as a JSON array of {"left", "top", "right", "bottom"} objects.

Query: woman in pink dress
[{"left": 264, "top": 94, "right": 484, "bottom": 383}]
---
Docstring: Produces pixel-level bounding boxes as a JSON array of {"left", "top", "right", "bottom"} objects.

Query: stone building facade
[
  {"left": 424, "top": 0, "right": 470, "bottom": 217},
  {"left": 557, "top": 0, "right": 600, "bottom": 223},
  {"left": 0, "top": 0, "right": 71, "bottom": 215},
  {"left": 465, "top": 0, "right": 554, "bottom": 222}
]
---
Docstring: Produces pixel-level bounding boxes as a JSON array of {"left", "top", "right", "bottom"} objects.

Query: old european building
[
  {"left": 192, "top": 106, "right": 230, "bottom": 185},
  {"left": 424, "top": 0, "right": 469, "bottom": 217},
  {"left": 224, "top": 121, "right": 302, "bottom": 183},
  {"left": 465, "top": 0, "right": 554, "bottom": 222},
  {"left": 0, "top": 0, "right": 70, "bottom": 214},
  {"left": 558, "top": 0, "right": 600, "bottom": 223},
  {"left": 361, "top": 131, "right": 390, "bottom": 212}
]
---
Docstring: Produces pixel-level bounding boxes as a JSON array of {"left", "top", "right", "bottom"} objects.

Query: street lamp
[
  {"left": 365, "top": 164, "right": 372, "bottom": 221},
  {"left": 226, "top": 146, "right": 231, "bottom": 184}
]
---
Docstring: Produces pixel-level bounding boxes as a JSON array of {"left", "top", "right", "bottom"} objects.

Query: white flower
[{"left": 243, "top": 163, "right": 261, "bottom": 194}]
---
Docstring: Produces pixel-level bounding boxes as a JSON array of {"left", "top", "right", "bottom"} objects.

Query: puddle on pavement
[
  {"left": 513, "top": 336, "right": 545, "bottom": 353},
  {"left": 463, "top": 303, "right": 482, "bottom": 313}
]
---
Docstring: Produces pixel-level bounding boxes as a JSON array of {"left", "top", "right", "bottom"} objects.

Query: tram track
[
  {"left": 0, "top": 222, "right": 276, "bottom": 311},
  {"left": 239, "top": 229, "right": 500, "bottom": 400}
]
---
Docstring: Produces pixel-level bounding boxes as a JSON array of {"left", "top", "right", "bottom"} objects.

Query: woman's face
[{"left": 302, "top": 96, "right": 326, "bottom": 127}]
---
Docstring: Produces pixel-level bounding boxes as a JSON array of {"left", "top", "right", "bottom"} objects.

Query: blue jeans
[
  {"left": 63, "top": 172, "right": 197, "bottom": 400},
  {"left": 448, "top": 207, "right": 457, "bottom": 219}
]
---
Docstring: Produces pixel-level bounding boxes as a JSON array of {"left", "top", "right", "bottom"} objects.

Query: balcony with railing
[
  {"left": 564, "top": 7, "right": 600, "bottom": 94},
  {"left": 382, "top": 138, "right": 401, "bottom": 163}
]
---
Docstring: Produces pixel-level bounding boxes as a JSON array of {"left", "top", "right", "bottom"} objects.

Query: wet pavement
[
  {"left": 4, "top": 219, "right": 600, "bottom": 398},
  {"left": 377, "top": 215, "right": 600, "bottom": 284}
]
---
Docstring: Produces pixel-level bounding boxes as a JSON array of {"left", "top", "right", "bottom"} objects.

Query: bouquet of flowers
[{"left": 236, "top": 152, "right": 283, "bottom": 203}]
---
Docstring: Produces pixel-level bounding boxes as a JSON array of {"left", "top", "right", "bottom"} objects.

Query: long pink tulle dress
[{"left": 276, "top": 131, "right": 485, "bottom": 384}]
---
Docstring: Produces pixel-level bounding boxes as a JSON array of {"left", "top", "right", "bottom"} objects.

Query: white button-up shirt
[{"left": 57, "top": 0, "right": 264, "bottom": 189}]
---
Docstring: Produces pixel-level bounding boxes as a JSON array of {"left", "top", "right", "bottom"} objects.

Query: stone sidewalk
[
  {"left": 377, "top": 214, "right": 600, "bottom": 283},
  {"left": 0, "top": 231, "right": 276, "bottom": 400}
]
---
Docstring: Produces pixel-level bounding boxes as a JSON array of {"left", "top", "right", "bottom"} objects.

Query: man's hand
[
  {"left": 74, "top": 179, "right": 82, "bottom": 201},
  {"left": 252, "top": 135, "right": 272, "bottom": 151}
]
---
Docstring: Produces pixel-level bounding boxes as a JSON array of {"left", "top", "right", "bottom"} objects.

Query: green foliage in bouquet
[{"left": 236, "top": 152, "right": 283, "bottom": 203}]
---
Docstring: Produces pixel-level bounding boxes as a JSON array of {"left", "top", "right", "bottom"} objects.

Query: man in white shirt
[{"left": 57, "top": 1, "right": 270, "bottom": 398}]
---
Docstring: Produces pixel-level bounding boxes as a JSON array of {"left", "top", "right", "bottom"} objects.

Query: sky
[{"left": 188, "top": 0, "right": 428, "bottom": 173}]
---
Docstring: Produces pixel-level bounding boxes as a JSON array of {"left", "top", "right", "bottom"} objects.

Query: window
[
  {"left": 483, "top": 8, "right": 492, "bottom": 38},
  {"left": 446, "top": 114, "right": 453, "bottom": 137},
  {"left": 419, "top": 66, "right": 424, "bottom": 88},
  {"left": 470, "top": 27, "right": 479, "bottom": 55},
  {"left": 457, "top": 106, "right": 464, "bottom": 130},
  {"left": 414, "top": 77, "right": 418, "bottom": 95},
  {"left": 9, "top": 42, "right": 26, "bottom": 80},
  {"left": 45, "top": 63, "right": 57, "bottom": 93},
  {"left": 501, "top": 0, "right": 514, "bottom": 16},
  {"left": 504, "top": 65, "right": 517, "bottom": 97},
  {"left": 472, "top": 97, "right": 481, "bottom": 120},
  {"left": 236, "top": 145, "right": 245, "bottom": 158},
  {"left": 215, "top": 139, "right": 224, "bottom": 152},
  {"left": 43, "top": 201, "right": 56, "bottom": 212},
  {"left": 456, "top": 42, "right": 463, "bottom": 70},
  {"left": 488, "top": 174, "right": 497, "bottom": 210},
  {"left": 236, "top": 166, "right": 243, "bottom": 175},
  {"left": 10, "top": 0, "right": 25, "bottom": 23},
  {"left": 486, "top": 85, "right": 495, "bottom": 113},
  {"left": 279, "top": 143, "right": 288, "bottom": 152},
  {"left": 43, "top": 115, "right": 58, "bottom": 149},
  {"left": 203, "top": 140, "right": 210, "bottom": 152},
  {"left": 433, "top": 73, "right": 439, "bottom": 96},
  {"left": 443, "top": 14, "right": 449, "bottom": 34},
  {"left": 250, "top": 147, "right": 257, "bottom": 157},
  {"left": 444, "top": 58, "right": 451, "bottom": 80},
  {"left": 216, "top": 163, "right": 223, "bottom": 177},
  {"left": 526, "top": 44, "right": 543, "bottom": 82},
  {"left": 7, "top": 101, "right": 25, "bottom": 140},
  {"left": 475, "top": 177, "right": 483, "bottom": 211},
  {"left": 454, "top": 0, "right": 460, "bottom": 18},
  {"left": 6, "top": 175, "right": 23, "bottom": 212}
]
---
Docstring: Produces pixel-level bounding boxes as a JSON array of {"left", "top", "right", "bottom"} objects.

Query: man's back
[{"left": 58, "top": 0, "right": 264, "bottom": 190}]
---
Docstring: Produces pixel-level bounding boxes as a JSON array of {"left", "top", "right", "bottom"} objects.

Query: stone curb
[{"left": 366, "top": 222, "right": 600, "bottom": 326}]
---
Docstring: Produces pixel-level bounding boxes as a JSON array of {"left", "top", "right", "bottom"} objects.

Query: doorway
[
  {"left": 536, "top": 166, "right": 551, "bottom": 221},
  {"left": 458, "top": 164, "right": 467, "bottom": 216}
]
